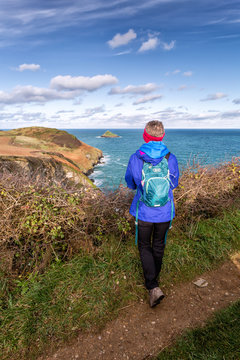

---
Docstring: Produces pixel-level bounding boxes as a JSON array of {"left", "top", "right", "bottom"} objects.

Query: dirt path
[{"left": 42, "top": 255, "right": 240, "bottom": 360}]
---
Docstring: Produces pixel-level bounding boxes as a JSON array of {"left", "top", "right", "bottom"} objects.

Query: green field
[
  {"left": 1, "top": 157, "right": 239, "bottom": 359},
  {"left": 156, "top": 300, "right": 240, "bottom": 360},
  {"left": 1, "top": 208, "right": 240, "bottom": 359}
]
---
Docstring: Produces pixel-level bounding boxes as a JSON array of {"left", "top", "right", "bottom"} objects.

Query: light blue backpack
[{"left": 135, "top": 153, "right": 174, "bottom": 244}]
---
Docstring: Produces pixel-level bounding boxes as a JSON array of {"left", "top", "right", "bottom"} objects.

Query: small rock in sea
[{"left": 101, "top": 130, "right": 119, "bottom": 138}]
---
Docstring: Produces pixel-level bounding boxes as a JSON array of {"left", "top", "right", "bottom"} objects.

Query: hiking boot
[{"left": 149, "top": 287, "right": 165, "bottom": 307}]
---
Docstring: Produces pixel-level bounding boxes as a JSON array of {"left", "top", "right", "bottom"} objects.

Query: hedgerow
[{"left": 0, "top": 157, "right": 239, "bottom": 277}]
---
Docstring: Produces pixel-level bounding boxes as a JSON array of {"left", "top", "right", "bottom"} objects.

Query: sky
[{"left": 0, "top": 0, "right": 240, "bottom": 129}]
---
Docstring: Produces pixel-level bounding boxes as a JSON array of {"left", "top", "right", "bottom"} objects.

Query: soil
[{"left": 41, "top": 254, "right": 240, "bottom": 360}]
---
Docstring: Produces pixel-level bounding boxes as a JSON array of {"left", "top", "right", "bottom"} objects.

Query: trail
[{"left": 42, "top": 255, "right": 240, "bottom": 360}]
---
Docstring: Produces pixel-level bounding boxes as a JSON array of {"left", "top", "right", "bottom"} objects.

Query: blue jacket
[{"left": 125, "top": 141, "right": 179, "bottom": 222}]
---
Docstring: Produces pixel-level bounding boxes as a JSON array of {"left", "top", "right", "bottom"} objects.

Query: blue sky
[{"left": 0, "top": 0, "right": 240, "bottom": 129}]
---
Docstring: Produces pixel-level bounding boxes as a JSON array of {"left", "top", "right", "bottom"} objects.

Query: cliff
[{"left": 0, "top": 127, "right": 103, "bottom": 187}]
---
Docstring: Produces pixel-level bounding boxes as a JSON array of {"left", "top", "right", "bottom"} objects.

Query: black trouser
[{"left": 138, "top": 219, "right": 170, "bottom": 290}]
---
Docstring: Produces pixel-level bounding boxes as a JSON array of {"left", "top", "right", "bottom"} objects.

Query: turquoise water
[{"left": 65, "top": 129, "right": 240, "bottom": 191}]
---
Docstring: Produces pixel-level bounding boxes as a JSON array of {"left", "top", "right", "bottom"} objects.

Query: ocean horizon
[
  {"left": 63, "top": 128, "right": 240, "bottom": 190},
  {"left": 1, "top": 128, "right": 239, "bottom": 191}
]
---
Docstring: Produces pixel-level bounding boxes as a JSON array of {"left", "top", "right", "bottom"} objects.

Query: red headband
[{"left": 143, "top": 129, "right": 165, "bottom": 143}]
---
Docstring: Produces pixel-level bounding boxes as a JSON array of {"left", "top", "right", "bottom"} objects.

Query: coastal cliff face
[{"left": 0, "top": 127, "right": 103, "bottom": 187}]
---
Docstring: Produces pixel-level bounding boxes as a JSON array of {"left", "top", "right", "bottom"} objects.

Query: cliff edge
[{"left": 0, "top": 127, "right": 103, "bottom": 187}]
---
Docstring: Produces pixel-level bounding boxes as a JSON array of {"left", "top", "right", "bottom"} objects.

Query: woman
[{"left": 125, "top": 120, "right": 179, "bottom": 307}]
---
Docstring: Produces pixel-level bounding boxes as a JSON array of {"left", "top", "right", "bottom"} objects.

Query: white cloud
[
  {"left": 200, "top": 93, "right": 228, "bottom": 101},
  {"left": 165, "top": 69, "right": 180, "bottom": 76},
  {"left": 161, "top": 40, "right": 175, "bottom": 50},
  {"left": 114, "top": 50, "right": 132, "bottom": 56},
  {"left": 1, "top": 1, "right": 240, "bottom": 52},
  {"left": 82, "top": 106, "right": 105, "bottom": 117},
  {"left": 108, "top": 29, "right": 136, "bottom": 49},
  {"left": 178, "top": 85, "right": 187, "bottom": 91},
  {"left": 109, "top": 83, "right": 158, "bottom": 95},
  {"left": 0, "top": 110, "right": 48, "bottom": 124},
  {"left": 133, "top": 94, "right": 162, "bottom": 105},
  {"left": 0, "top": 73, "right": 118, "bottom": 105},
  {"left": 1, "top": 106, "right": 240, "bottom": 129},
  {"left": 221, "top": 110, "right": 240, "bottom": 118},
  {"left": 16, "top": 63, "right": 41, "bottom": 71},
  {"left": 56, "top": 110, "right": 75, "bottom": 114},
  {"left": 233, "top": 98, "right": 240, "bottom": 104},
  {"left": 50, "top": 74, "right": 118, "bottom": 91},
  {"left": 183, "top": 71, "right": 193, "bottom": 77},
  {"left": 0, "top": 85, "right": 78, "bottom": 104},
  {"left": 138, "top": 37, "right": 158, "bottom": 52}
]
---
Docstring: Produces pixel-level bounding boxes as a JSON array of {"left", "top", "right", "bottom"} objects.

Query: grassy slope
[
  {"left": 0, "top": 127, "right": 103, "bottom": 183},
  {"left": 4, "top": 127, "right": 80, "bottom": 146},
  {"left": 1, "top": 208, "right": 240, "bottom": 359},
  {"left": 156, "top": 300, "right": 240, "bottom": 360}
]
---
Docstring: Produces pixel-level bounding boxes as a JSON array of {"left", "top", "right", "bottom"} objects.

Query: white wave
[
  {"left": 90, "top": 170, "right": 103, "bottom": 176},
  {"left": 98, "top": 154, "right": 111, "bottom": 166},
  {"left": 96, "top": 135, "right": 122, "bottom": 138},
  {"left": 92, "top": 179, "right": 103, "bottom": 187},
  {"left": 112, "top": 160, "right": 127, "bottom": 167}
]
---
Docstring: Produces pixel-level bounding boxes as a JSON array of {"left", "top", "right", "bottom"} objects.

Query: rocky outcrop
[
  {"left": 0, "top": 155, "right": 94, "bottom": 188},
  {"left": 0, "top": 127, "right": 103, "bottom": 188},
  {"left": 101, "top": 130, "right": 119, "bottom": 138}
]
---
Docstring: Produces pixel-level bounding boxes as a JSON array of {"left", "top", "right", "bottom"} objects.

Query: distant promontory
[
  {"left": 0, "top": 127, "right": 103, "bottom": 188},
  {"left": 101, "top": 130, "right": 120, "bottom": 138}
]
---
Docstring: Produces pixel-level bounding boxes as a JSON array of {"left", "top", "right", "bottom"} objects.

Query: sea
[{"left": 65, "top": 129, "right": 240, "bottom": 191}]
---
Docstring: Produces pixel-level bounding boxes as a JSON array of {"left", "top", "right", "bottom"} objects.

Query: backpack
[
  {"left": 135, "top": 153, "right": 174, "bottom": 244},
  {"left": 141, "top": 154, "right": 170, "bottom": 207}
]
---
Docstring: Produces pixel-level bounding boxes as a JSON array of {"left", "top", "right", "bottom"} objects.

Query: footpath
[{"left": 42, "top": 254, "right": 240, "bottom": 360}]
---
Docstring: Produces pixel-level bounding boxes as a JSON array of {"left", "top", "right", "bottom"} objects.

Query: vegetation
[
  {"left": 4, "top": 126, "right": 82, "bottom": 149},
  {"left": 156, "top": 300, "right": 240, "bottom": 360},
  {"left": 0, "top": 157, "right": 239, "bottom": 359}
]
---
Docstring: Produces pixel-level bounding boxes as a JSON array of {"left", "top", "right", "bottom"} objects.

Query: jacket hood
[{"left": 136, "top": 141, "right": 169, "bottom": 164}]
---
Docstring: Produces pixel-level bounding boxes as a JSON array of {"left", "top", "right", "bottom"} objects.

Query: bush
[
  {"left": 0, "top": 157, "right": 239, "bottom": 277},
  {"left": 0, "top": 174, "right": 134, "bottom": 276}
]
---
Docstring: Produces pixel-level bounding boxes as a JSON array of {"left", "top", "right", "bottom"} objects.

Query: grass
[
  {"left": 1, "top": 207, "right": 240, "bottom": 359},
  {"left": 0, "top": 238, "right": 142, "bottom": 359},
  {"left": 156, "top": 300, "right": 240, "bottom": 360},
  {"left": 162, "top": 208, "right": 240, "bottom": 286},
  {"left": 0, "top": 158, "right": 239, "bottom": 359},
  {"left": 5, "top": 126, "right": 82, "bottom": 149}
]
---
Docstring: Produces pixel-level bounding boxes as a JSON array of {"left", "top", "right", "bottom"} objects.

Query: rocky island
[
  {"left": 0, "top": 127, "right": 103, "bottom": 188},
  {"left": 101, "top": 130, "right": 120, "bottom": 138}
]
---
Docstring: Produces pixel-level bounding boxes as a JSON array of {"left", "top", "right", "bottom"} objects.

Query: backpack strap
[
  {"left": 164, "top": 199, "right": 174, "bottom": 244},
  {"left": 135, "top": 200, "right": 140, "bottom": 245},
  {"left": 165, "top": 152, "right": 171, "bottom": 160},
  {"left": 164, "top": 153, "right": 173, "bottom": 244}
]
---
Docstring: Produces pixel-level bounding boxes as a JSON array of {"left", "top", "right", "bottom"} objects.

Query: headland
[{"left": 0, "top": 126, "right": 103, "bottom": 187}]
